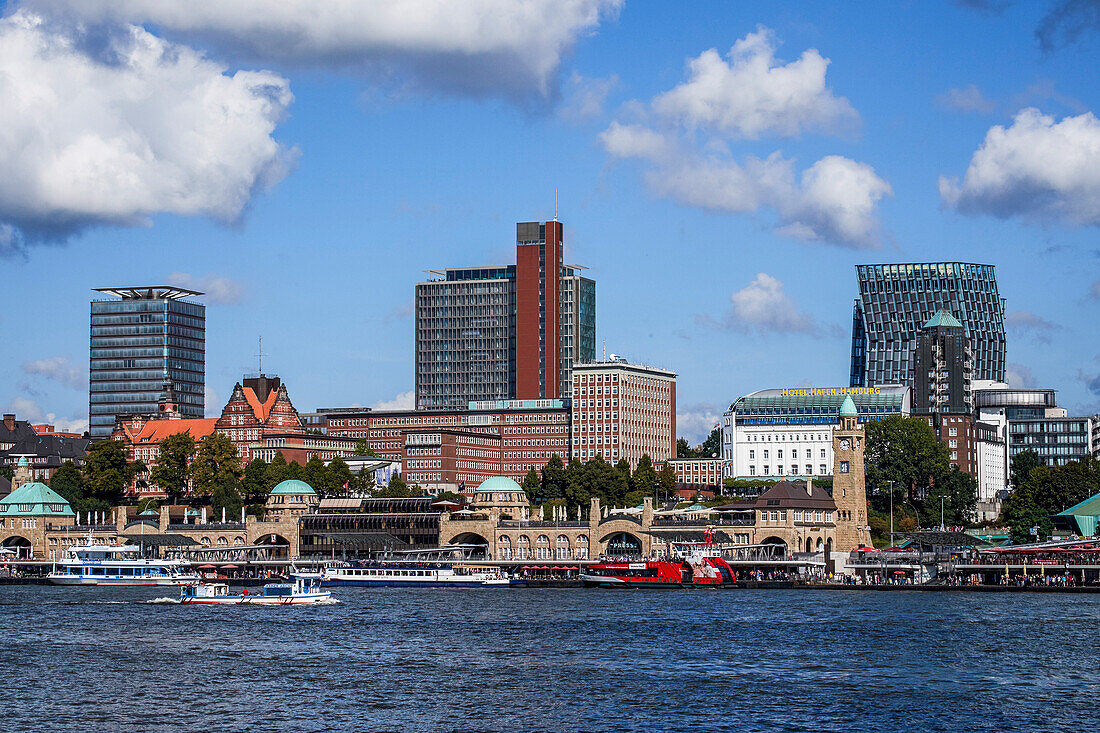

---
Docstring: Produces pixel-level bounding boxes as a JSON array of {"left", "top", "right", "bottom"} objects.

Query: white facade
[
  {"left": 974, "top": 412, "right": 1007, "bottom": 521},
  {"left": 727, "top": 424, "right": 835, "bottom": 479}
]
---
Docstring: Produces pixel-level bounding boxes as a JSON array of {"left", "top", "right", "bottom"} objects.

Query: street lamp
[
  {"left": 888, "top": 480, "right": 896, "bottom": 548},
  {"left": 940, "top": 496, "right": 946, "bottom": 531}
]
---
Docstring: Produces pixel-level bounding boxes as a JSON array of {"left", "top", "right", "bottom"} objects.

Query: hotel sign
[{"left": 780, "top": 387, "right": 881, "bottom": 396}]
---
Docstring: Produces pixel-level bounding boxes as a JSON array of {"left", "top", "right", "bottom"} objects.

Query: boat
[
  {"left": 321, "top": 562, "right": 519, "bottom": 587},
  {"left": 47, "top": 541, "right": 200, "bottom": 586},
  {"left": 581, "top": 556, "right": 736, "bottom": 588},
  {"left": 180, "top": 573, "right": 332, "bottom": 605}
]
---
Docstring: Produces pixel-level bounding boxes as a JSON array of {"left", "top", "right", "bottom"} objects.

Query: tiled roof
[
  {"left": 754, "top": 480, "right": 836, "bottom": 510},
  {"left": 243, "top": 386, "right": 280, "bottom": 422},
  {"left": 131, "top": 418, "right": 218, "bottom": 445}
]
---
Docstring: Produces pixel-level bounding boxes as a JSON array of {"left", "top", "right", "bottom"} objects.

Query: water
[{"left": 2, "top": 586, "right": 1099, "bottom": 732}]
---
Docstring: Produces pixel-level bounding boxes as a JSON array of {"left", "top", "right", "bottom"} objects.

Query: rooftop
[
  {"left": 476, "top": 476, "right": 523, "bottom": 493},
  {"left": 92, "top": 286, "right": 203, "bottom": 300},
  {"left": 270, "top": 479, "right": 317, "bottom": 496},
  {"left": 923, "top": 309, "right": 964, "bottom": 329},
  {"left": 0, "top": 482, "right": 75, "bottom": 516}
]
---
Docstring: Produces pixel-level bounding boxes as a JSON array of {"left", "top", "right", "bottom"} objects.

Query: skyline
[{"left": 2, "top": 0, "right": 1099, "bottom": 441}]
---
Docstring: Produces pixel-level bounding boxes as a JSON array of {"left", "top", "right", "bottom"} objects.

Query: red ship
[{"left": 581, "top": 531, "right": 737, "bottom": 588}]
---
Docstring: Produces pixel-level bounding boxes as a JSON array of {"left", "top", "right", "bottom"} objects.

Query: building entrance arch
[
  {"left": 255, "top": 533, "right": 291, "bottom": 559},
  {"left": 449, "top": 532, "right": 489, "bottom": 559},
  {"left": 603, "top": 532, "right": 643, "bottom": 557},
  {"left": 760, "top": 536, "right": 788, "bottom": 558},
  {"left": 2, "top": 535, "right": 32, "bottom": 559}
]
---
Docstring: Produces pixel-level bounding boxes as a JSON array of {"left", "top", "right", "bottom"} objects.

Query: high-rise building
[
  {"left": 571, "top": 358, "right": 676, "bottom": 468},
  {"left": 414, "top": 221, "right": 595, "bottom": 410},
  {"left": 913, "top": 309, "right": 973, "bottom": 415},
  {"left": 849, "top": 263, "right": 1005, "bottom": 388},
  {"left": 90, "top": 286, "right": 205, "bottom": 439}
]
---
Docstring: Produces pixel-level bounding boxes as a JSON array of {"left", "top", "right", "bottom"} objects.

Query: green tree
[
  {"left": 74, "top": 497, "right": 111, "bottom": 518},
  {"left": 210, "top": 477, "right": 244, "bottom": 522},
  {"left": 522, "top": 468, "right": 541, "bottom": 502},
  {"left": 562, "top": 458, "right": 589, "bottom": 512},
  {"left": 592, "top": 456, "right": 628, "bottom": 505},
  {"left": 242, "top": 457, "right": 269, "bottom": 502},
  {"left": 83, "top": 440, "right": 132, "bottom": 505},
  {"left": 864, "top": 414, "right": 951, "bottom": 504},
  {"left": 49, "top": 460, "right": 85, "bottom": 504},
  {"left": 376, "top": 474, "right": 410, "bottom": 498},
  {"left": 354, "top": 466, "right": 375, "bottom": 493},
  {"left": 303, "top": 456, "right": 330, "bottom": 494},
  {"left": 922, "top": 466, "right": 977, "bottom": 527},
  {"left": 150, "top": 431, "right": 196, "bottom": 501},
  {"left": 699, "top": 428, "right": 721, "bottom": 458},
  {"left": 1010, "top": 449, "right": 1044, "bottom": 491},
  {"left": 136, "top": 497, "right": 159, "bottom": 514},
  {"left": 189, "top": 433, "right": 242, "bottom": 496},
  {"left": 614, "top": 459, "right": 634, "bottom": 498},
  {"left": 327, "top": 457, "right": 355, "bottom": 496},
  {"left": 676, "top": 437, "right": 695, "bottom": 458},
  {"left": 0, "top": 465, "right": 13, "bottom": 481},
  {"left": 657, "top": 463, "right": 678, "bottom": 501},
  {"left": 353, "top": 438, "right": 377, "bottom": 456},
  {"left": 632, "top": 454, "right": 658, "bottom": 499},
  {"left": 265, "top": 451, "right": 290, "bottom": 491},
  {"left": 540, "top": 454, "right": 566, "bottom": 501}
]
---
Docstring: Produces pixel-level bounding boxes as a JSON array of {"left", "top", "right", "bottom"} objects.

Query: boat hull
[
  {"left": 579, "top": 574, "right": 685, "bottom": 589},
  {"left": 180, "top": 593, "right": 332, "bottom": 605},
  {"left": 47, "top": 575, "right": 200, "bottom": 586},
  {"left": 322, "top": 577, "right": 521, "bottom": 588}
]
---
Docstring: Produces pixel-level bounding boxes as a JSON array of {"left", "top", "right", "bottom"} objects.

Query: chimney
[
  {"left": 3, "top": 414, "right": 14, "bottom": 431},
  {"left": 806, "top": 476, "right": 814, "bottom": 496}
]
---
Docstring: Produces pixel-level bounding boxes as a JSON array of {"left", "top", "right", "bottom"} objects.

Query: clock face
[{"left": 839, "top": 439, "right": 850, "bottom": 450}]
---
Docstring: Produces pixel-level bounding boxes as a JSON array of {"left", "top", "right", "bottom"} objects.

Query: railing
[
  {"left": 651, "top": 518, "right": 753, "bottom": 527},
  {"left": 166, "top": 522, "right": 246, "bottom": 531},
  {"left": 499, "top": 520, "right": 588, "bottom": 528}
]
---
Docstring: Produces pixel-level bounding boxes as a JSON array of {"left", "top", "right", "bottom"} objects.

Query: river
[{"left": 2, "top": 586, "right": 1097, "bottom": 732}]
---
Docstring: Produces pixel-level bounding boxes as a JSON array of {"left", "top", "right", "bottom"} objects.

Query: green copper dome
[
  {"left": 839, "top": 395, "right": 858, "bottom": 416},
  {"left": 476, "top": 476, "right": 523, "bottom": 493},
  {"left": 270, "top": 479, "right": 317, "bottom": 496},
  {"left": 923, "top": 309, "right": 962, "bottom": 329},
  {"left": 0, "top": 482, "right": 75, "bottom": 516}
]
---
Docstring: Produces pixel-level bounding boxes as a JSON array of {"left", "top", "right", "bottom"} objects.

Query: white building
[{"left": 721, "top": 386, "right": 910, "bottom": 480}]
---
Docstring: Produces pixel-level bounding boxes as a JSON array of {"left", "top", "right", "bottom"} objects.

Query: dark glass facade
[
  {"left": 89, "top": 287, "right": 205, "bottom": 438},
  {"left": 849, "top": 263, "right": 1005, "bottom": 388}
]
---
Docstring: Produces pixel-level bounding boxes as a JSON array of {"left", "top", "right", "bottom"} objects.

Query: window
[
  {"left": 820, "top": 449, "right": 826, "bottom": 459},
  {"left": 777, "top": 449, "right": 783, "bottom": 460},
  {"left": 763, "top": 450, "right": 769, "bottom": 460},
  {"left": 819, "top": 464, "right": 827, "bottom": 474},
  {"left": 949, "top": 427, "right": 958, "bottom": 436},
  {"left": 749, "top": 450, "right": 755, "bottom": 460},
  {"left": 840, "top": 461, "right": 849, "bottom": 473}
]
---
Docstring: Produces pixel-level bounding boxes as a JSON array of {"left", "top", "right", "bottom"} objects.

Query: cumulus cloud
[
  {"left": 696, "top": 273, "right": 821, "bottom": 336},
  {"left": 939, "top": 108, "right": 1100, "bottom": 227},
  {"left": 652, "top": 26, "right": 858, "bottom": 139},
  {"left": 600, "top": 28, "right": 889, "bottom": 249},
  {"left": 1005, "top": 363, "right": 1037, "bottom": 388},
  {"left": 560, "top": 72, "right": 619, "bottom": 122},
  {"left": 1005, "top": 310, "right": 1062, "bottom": 343},
  {"left": 166, "top": 272, "right": 245, "bottom": 304},
  {"left": 372, "top": 390, "right": 416, "bottom": 411},
  {"left": 33, "top": 0, "right": 622, "bottom": 101},
  {"left": 937, "top": 84, "right": 996, "bottom": 113},
  {"left": 0, "top": 9, "right": 296, "bottom": 252},
  {"left": 676, "top": 402, "right": 722, "bottom": 446},
  {"left": 6, "top": 396, "right": 88, "bottom": 434},
  {"left": 21, "top": 356, "right": 84, "bottom": 390},
  {"left": 204, "top": 385, "right": 221, "bottom": 417}
]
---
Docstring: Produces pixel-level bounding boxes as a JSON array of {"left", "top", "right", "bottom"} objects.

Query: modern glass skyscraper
[
  {"left": 849, "top": 263, "right": 1005, "bottom": 388},
  {"left": 89, "top": 287, "right": 205, "bottom": 439},
  {"left": 415, "top": 221, "right": 596, "bottom": 411}
]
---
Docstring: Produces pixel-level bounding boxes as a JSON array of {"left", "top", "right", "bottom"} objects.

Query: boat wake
[{"left": 146, "top": 597, "right": 181, "bottom": 604}]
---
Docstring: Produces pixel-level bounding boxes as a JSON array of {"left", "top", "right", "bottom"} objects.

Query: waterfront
[{"left": 3, "top": 588, "right": 1100, "bottom": 732}]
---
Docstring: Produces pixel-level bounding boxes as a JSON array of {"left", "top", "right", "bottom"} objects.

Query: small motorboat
[{"left": 180, "top": 573, "right": 332, "bottom": 605}]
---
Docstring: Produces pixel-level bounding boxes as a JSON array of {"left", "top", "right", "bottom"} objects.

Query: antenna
[
  {"left": 554, "top": 189, "right": 558, "bottom": 222},
  {"left": 256, "top": 336, "right": 269, "bottom": 375}
]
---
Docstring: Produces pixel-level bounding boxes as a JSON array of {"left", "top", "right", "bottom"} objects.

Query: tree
[
  {"left": 242, "top": 457, "right": 269, "bottom": 502},
  {"left": 353, "top": 438, "right": 376, "bottom": 456},
  {"left": 49, "top": 461, "right": 85, "bottom": 504},
  {"left": 136, "top": 497, "right": 159, "bottom": 514},
  {"left": 0, "top": 465, "right": 12, "bottom": 481},
  {"left": 83, "top": 440, "right": 132, "bottom": 505},
  {"left": 864, "top": 415, "right": 951, "bottom": 504},
  {"left": 303, "top": 456, "right": 330, "bottom": 494},
  {"left": 265, "top": 451, "right": 290, "bottom": 491},
  {"left": 150, "top": 431, "right": 195, "bottom": 501},
  {"left": 189, "top": 433, "right": 242, "bottom": 496},
  {"left": 699, "top": 428, "right": 721, "bottom": 458},
  {"left": 1010, "top": 449, "right": 1044, "bottom": 491},
  {"left": 614, "top": 459, "right": 634, "bottom": 499},
  {"left": 632, "top": 454, "right": 658, "bottom": 498},
  {"left": 676, "top": 437, "right": 694, "bottom": 458},
  {"left": 540, "top": 454, "right": 566, "bottom": 501},
  {"left": 1000, "top": 456, "right": 1100, "bottom": 543},
  {"left": 921, "top": 466, "right": 977, "bottom": 528},
  {"left": 562, "top": 458, "right": 589, "bottom": 512},
  {"left": 657, "top": 463, "right": 678, "bottom": 501},
  {"left": 354, "top": 467, "right": 375, "bottom": 494},
  {"left": 376, "top": 474, "right": 410, "bottom": 498},
  {"left": 522, "top": 468, "right": 541, "bottom": 502},
  {"left": 327, "top": 457, "right": 355, "bottom": 496},
  {"left": 210, "top": 477, "right": 244, "bottom": 522}
]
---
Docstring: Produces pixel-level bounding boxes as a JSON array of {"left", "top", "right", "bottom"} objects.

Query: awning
[{"left": 221, "top": 564, "right": 239, "bottom": 569}]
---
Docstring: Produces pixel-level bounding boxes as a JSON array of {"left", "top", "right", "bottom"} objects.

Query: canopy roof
[{"left": 1056, "top": 491, "right": 1100, "bottom": 537}]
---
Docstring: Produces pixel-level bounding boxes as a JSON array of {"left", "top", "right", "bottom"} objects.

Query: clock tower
[{"left": 832, "top": 395, "right": 871, "bottom": 553}]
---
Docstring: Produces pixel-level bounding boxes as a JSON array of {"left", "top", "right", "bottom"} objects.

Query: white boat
[
  {"left": 322, "top": 563, "right": 520, "bottom": 587},
  {"left": 48, "top": 542, "right": 200, "bottom": 586},
  {"left": 180, "top": 573, "right": 332, "bottom": 605}
]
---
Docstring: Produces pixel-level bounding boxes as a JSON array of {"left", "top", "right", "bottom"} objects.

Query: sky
[{"left": 2, "top": 0, "right": 1099, "bottom": 442}]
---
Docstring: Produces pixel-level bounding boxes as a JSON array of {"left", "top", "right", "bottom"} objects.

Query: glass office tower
[
  {"left": 89, "top": 287, "right": 205, "bottom": 438},
  {"left": 849, "top": 263, "right": 1005, "bottom": 388}
]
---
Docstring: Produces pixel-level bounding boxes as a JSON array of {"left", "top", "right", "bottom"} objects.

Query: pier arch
[
  {"left": 760, "top": 536, "right": 788, "bottom": 556},
  {"left": 603, "top": 531, "right": 643, "bottom": 557},
  {"left": 448, "top": 532, "right": 490, "bottom": 559},
  {"left": 2, "top": 535, "right": 32, "bottom": 558},
  {"left": 255, "top": 533, "right": 291, "bottom": 559}
]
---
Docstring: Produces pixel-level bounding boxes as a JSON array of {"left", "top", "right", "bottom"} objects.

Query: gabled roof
[
  {"left": 243, "top": 385, "right": 281, "bottom": 422},
  {"left": 923, "top": 308, "right": 963, "bottom": 329},
  {"left": 754, "top": 480, "right": 836, "bottom": 510},
  {"left": 0, "top": 482, "right": 75, "bottom": 516},
  {"left": 128, "top": 418, "right": 218, "bottom": 445}
]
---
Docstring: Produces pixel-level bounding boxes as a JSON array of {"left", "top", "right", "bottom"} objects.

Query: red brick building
[
  {"left": 921, "top": 413, "right": 976, "bottom": 475},
  {"left": 215, "top": 375, "right": 304, "bottom": 463},
  {"left": 668, "top": 458, "right": 723, "bottom": 493},
  {"left": 402, "top": 429, "right": 503, "bottom": 490}
]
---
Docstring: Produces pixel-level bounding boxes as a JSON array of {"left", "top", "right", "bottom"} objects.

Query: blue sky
[{"left": 2, "top": 0, "right": 1099, "bottom": 441}]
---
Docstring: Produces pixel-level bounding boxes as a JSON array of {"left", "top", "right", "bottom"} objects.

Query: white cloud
[
  {"left": 676, "top": 403, "right": 722, "bottom": 446},
  {"left": 372, "top": 390, "right": 415, "bottom": 411},
  {"left": 0, "top": 9, "right": 296, "bottom": 250},
  {"left": 1005, "top": 363, "right": 1037, "bottom": 388},
  {"left": 560, "top": 72, "right": 619, "bottom": 122},
  {"left": 939, "top": 108, "right": 1100, "bottom": 226},
  {"left": 204, "top": 385, "right": 221, "bottom": 417},
  {"left": 727, "top": 273, "right": 819, "bottom": 334},
  {"left": 1005, "top": 310, "right": 1062, "bottom": 343},
  {"left": 600, "top": 28, "right": 889, "bottom": 249},
  {"left": 653, "top": 26, "right": 858, "bottom": 139},
  {"left": 937, "top": 84, "right": 996, "bottom": 113},
  {"left": 21, "top": 356, "right": 84, "bottom": 390},
  {"left": 34, "top": 0, "right": 622, "bottom": 100},
  {"left": 6, "top": 396, "right": 88, "bottom": 434},
  {"left": 166, "top": 272, "right": 245, "bottom": 304}
]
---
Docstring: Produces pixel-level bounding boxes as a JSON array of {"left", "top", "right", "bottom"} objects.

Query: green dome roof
[
  {"left": 271, "top": 479, "right": 317, "bottom": 496},
  {"left": 839, "top": 395, "right": 858, "bottom": 416},
  {"left": 0, "top": 482, "right": 75, "bottom": 516},
  {"left": 139, "top": 508, "right": 160, "bottom": 516},
  {"left": 476, "top": 476, "right": 523, "bottom": 493},
  {"left": 17, "top": 456, "right": 28, "bottom": 467}
]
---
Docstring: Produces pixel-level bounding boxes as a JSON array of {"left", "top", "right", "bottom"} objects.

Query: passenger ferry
[
  {"left": 48, "top": 542, "right": 200, "bottom": 586},
  {"left": 322, "top": 563, "right": 517, "bottom": 587},
  {"left": 181, "top": 574, "right": 331, "bottom": 605},
  {"left": 581, "top": 556, "right": 736, "bottom": 588}
]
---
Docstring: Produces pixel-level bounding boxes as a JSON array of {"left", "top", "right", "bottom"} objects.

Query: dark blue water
[{"left": 2, "top": 586, "right": 1098, "bottom": 732}]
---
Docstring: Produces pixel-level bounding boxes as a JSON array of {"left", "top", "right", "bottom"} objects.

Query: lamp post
[
  {"left": 940, "top": 496, "right": 946, "bottom": 531},
  {"left": 888, "top": 480, "right": 895, "bottom": 548}
]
